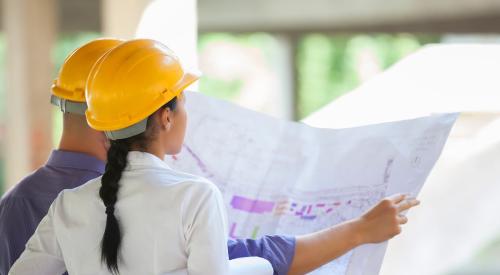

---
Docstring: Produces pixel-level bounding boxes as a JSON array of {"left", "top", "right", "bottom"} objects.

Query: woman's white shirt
[{"left": 9, "top": 151, "right": 230, "bottom": 275}]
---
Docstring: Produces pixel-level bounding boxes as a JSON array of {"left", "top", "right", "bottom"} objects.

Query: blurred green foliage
[
  {"left": 198, "top": 33, "right": 281, "bottom": 100},
  {"left": 297, "top": 33, "right": 439, "bottom": 118},
  {"left": 199, "top": 33, "right": 439, "bottom": 119}
]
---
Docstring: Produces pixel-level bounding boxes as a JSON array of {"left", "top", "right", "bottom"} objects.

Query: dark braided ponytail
[
  {"left": 99, "top": 97, "right": 178, "bottom": 274},
  {"left": 100, "top": 139, "right": 130, "bottom": 274}
]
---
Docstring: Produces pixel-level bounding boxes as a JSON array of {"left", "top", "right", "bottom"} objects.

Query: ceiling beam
[
  {"left": 1, "top": 0, "right": 500, "bottom": 34},
  {"left": 198, "top": 0, "right": 500, "bottom": 33}
]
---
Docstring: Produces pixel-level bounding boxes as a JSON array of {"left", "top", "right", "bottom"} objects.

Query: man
[{"left": 0, "top": 39, "right": 418, "bottom": 275}]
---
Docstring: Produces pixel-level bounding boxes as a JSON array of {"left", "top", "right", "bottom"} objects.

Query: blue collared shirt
[{"left": 0, "top": 150, "right": 295, "bottom": 275}]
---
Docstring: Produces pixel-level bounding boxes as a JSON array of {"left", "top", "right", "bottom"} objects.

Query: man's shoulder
[
  {"left": 1, "top": 168, "right": 47, "bottom": 200},
  {"left": 0, "top": 164, "right": 76, "bottom": 211}
]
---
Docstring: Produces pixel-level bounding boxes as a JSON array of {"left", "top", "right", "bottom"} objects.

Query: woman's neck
[{"left": 130, "top": 144, "right": 165, "bottom": 161}]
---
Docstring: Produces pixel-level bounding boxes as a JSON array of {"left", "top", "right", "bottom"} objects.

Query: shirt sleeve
[
  {"left": 8, "top": 195, "right": 66, "bottom": 275},
  {"left": 185, "top": 183, "right": 229, "bottom": 275},
  {"left": 228, "top": 236, "right": 296, "bottom": 275}
]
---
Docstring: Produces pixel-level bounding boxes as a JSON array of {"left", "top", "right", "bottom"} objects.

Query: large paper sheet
[{"left": 165, "top": 92, "right": 458, "bottom": 274}]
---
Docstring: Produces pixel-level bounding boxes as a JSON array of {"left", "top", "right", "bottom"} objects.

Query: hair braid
[{"left": 99, "top": 139, "right": 129, "bottom": 274}]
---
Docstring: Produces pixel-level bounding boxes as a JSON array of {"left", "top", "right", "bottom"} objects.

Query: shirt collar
[
  {"left": 46, "top": 150, "right": 106, "bottom": 174},
  {"left": 126, "top": 151, "right": 171, "bottom": 170}
]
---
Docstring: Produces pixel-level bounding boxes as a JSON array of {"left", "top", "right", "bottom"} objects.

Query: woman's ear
[{"left": 160, "top": 107, "right": 172, "bottom": 131}]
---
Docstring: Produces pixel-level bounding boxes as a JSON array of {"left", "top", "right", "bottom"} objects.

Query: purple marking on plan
[
  {"left": 229, "top": 222, "right": 238, "bottom": 239},
  {"left": 230, "top": 195, "right": 275, "bottom": 214},
  {"left": 306, "top": 205, "right": 312, "bottom": 214}
]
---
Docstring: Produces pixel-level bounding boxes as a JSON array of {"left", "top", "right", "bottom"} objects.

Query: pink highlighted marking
[{"left": 230, "top": 195, "right": 275, "bottom": 214}]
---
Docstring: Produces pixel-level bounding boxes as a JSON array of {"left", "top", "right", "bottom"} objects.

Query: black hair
[{"left": 100, "top": 97, "right": 177, "bottom": 274}]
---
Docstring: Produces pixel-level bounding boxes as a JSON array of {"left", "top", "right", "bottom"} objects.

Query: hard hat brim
[
  {"left": 51, "top": 82, "right": 86, "bottom": 103},
  {"left": 171, "top": 71, "right": 201, "bottom": 94}
]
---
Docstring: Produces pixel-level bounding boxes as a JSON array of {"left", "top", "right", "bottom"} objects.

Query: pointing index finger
[
  {"left": 397, "top": 198, "right": 420, "bottom": 212},
  {"left": 388, "top": 193, "right": 406, "bottom": 204}
]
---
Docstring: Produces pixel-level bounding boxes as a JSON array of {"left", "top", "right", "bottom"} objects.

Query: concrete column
[
  {"left": 101, "top": 0, "right": 152, "bottom": 39},
  {"left": 274, "top": 35, "right": 299, "bottom": 120},
  {"left": 135, "top": 0, "right": 199, "bottom": 72},
  {"left": 2, "top": 0, "right": 56, "bottom": 190}
]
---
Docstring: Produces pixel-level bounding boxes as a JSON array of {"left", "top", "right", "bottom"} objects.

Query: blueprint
[{"left": 164, "top": 91, "right": 458, "bottom": 274}]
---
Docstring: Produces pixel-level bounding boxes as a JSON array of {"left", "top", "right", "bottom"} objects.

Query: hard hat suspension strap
[
  {"left": 104, "top": 118, "right": 148, "bottom": 140},
  {"left": 50, "top": 95, "right": 87, "bottom": 115}
]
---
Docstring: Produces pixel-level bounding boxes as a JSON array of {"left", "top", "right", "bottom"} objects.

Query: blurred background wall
[{"left": 0, "top": 0, "right": 499, "bottom": 274}]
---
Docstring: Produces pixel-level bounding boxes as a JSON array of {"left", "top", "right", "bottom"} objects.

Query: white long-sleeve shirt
[{"left": 9, "top": 151, "right": 230, "bottom": 275}]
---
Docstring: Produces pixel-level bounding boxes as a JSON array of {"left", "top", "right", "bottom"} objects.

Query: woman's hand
[
  {"left": 289, "top": 194, "right": 420, "bottom": 275},
  {"left": 354, "top": 194, "right": 420, "bottom": 244}
]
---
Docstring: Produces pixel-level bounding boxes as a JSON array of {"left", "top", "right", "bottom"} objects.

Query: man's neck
[{"left": 58, "top": 132, "right": 107, "bottom": 162}]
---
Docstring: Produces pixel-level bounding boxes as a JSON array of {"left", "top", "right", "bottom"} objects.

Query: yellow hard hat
[
  {"left": 85, "top": 39, "right": 200, "bottom": 140},
  {"left": 51, "top": 38, "right": 123, "bottom": 114}
]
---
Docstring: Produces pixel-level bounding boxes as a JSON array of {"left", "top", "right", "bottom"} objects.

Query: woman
[{"left": 10, "top": 39, "right": 230, "bottom": 274}]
